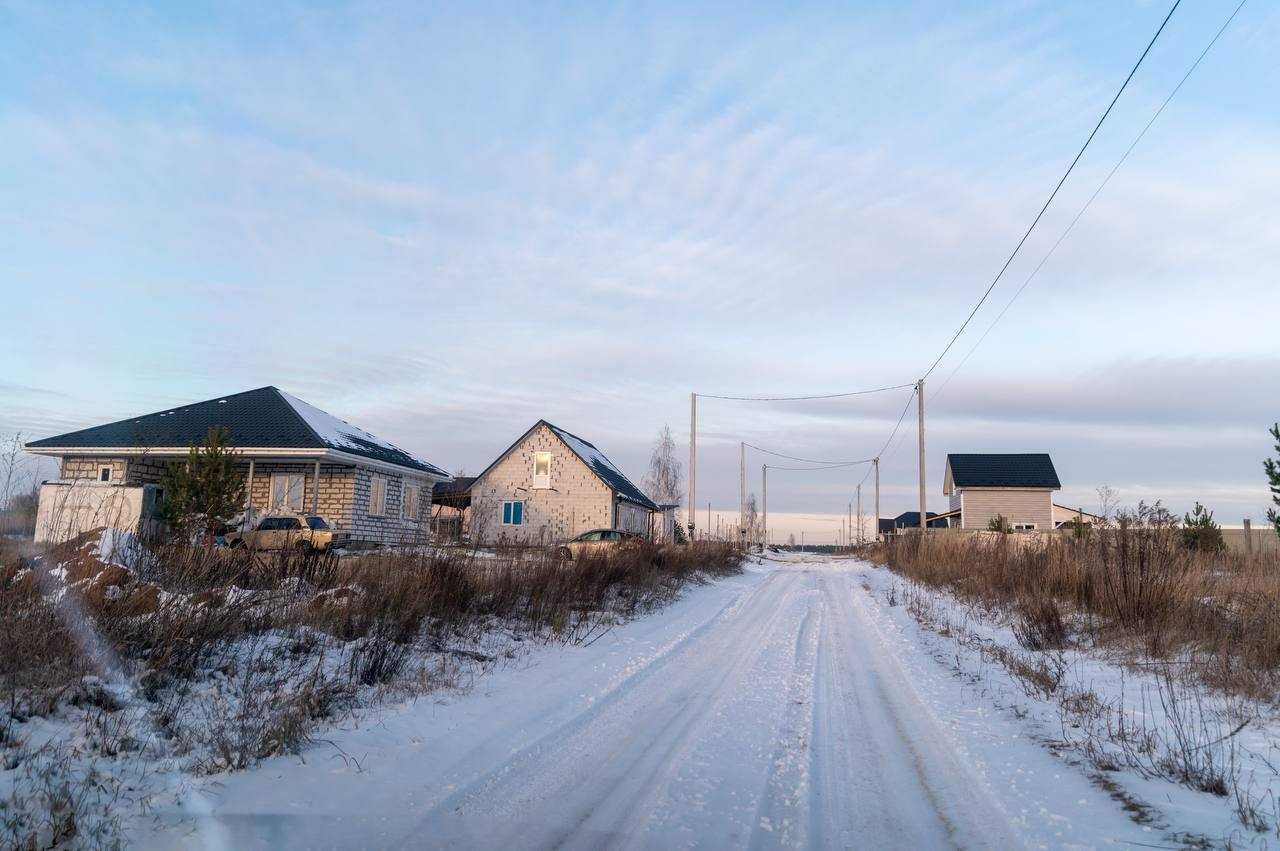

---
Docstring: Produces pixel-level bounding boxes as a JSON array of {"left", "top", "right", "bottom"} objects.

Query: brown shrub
[{"left": 871, "top": 529, "right": 1280, "bottom": 697}]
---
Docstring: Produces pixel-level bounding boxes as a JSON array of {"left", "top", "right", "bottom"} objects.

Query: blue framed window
[{"left": 502, "top": 500, "right": 524, "bottom": 525}]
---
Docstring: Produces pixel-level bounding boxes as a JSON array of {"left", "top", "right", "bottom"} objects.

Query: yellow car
[{"left": 225, "top": 515, "right": 348, "bottom": 553}]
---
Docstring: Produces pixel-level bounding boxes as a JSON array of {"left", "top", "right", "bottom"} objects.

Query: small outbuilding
[{"left": 943, "top": 453, "right": 1061, "bottom": 531}]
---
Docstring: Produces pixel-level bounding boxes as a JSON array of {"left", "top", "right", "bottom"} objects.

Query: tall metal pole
[
  {"left": 689, "top": 393, "right": 697, "bottom": 538},
  {"left": 874, "top": 457, "right": 881, "bottom": 542},
  {"left": 761, "top": 465, "right": 768, "bottom": 548},
  {"left": 917, "top": 378, "right": 926, "bottom": 530},
  {"left": 739, "top": 441, "right": 746, "bottom": 544}
]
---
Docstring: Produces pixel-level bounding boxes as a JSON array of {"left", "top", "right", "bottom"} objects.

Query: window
[
  {"left": 270, "top": 473, "right": 305, "bottom": 511},
  {"left": 1012, "top": 523, "right": 1037, "bottom": 531},
  {"left": 306, "top": 516, "right": 329, "bottom": 530},
  {"left": 533, "top": 452, "right": 551, "bottom": 489},
  {"left": 369, "top": 475, "right": 387, "bottom": 517},
  {"left": 502, "top": 500, "right": 524, "bottom": 525},
  {"left": 98, "top": 466, "right": 113, "bottom": 483},
  {"left": 402, "top": 484, "right": 419, "bottom": 521}
]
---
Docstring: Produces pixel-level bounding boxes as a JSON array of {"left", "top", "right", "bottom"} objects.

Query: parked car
[
  {"left": 224, "top": 515, "right": 349, "bottom": 553},
  {"left": 557, "top": 528, "right": 642, "bottom": 561}
]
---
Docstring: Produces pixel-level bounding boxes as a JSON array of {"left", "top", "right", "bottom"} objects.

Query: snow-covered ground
[{"left": 120, "top": 554, "right": 1230, "bottom": 850}]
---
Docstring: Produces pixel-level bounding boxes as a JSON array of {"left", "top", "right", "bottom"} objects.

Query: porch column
[
  {"left": 312, "top": 460, "right": 320, "bottom": 515},
  {"left": 244, "top": 459, "right": 254, "bottom": 530}
]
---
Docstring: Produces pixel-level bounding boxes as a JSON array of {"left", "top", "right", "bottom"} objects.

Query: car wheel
[{"left": 295, "top": 541, "right": 313, "bottom": 555}]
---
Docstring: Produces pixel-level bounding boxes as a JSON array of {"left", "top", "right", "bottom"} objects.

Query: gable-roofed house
[
  {"left": 468, "top": 421, "right": 658, "bottom": 545},
  {"left": 25, "top": 387, "right": 450, "bottom": 546},
  {"left": 943, "top": 453, "right": 1061, "bottom": 531}
]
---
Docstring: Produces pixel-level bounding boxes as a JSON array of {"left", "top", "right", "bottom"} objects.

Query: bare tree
[
  {"left": 1096, "top": 485, "right": 1119, "bottom": 523},
  {"left": 745, "top": 493, "right": 758, "bottom": 546},
  {"left": 642, "top": 425, "right": 684, "bottom": 508}
]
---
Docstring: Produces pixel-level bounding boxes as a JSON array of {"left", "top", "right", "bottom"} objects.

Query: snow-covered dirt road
[{"left": 137, "top": 556, "right": 1156, "bottom": 849}]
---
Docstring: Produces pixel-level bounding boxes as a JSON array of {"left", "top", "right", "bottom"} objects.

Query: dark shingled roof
[
  {"left": 432, "top": 476, "right": 475, "bottom": 509},
  {"left": 26, "top": 386, "right": 449, "bottom": 477},
  {"left": 544, "top": 422, "right": 659, "bottom": 511},
  {"left": 892, "top": 511, "right": 949, "bottom": 529},
  {"left": 947, "top": 453, "right": 1060, "bottom": 490}
]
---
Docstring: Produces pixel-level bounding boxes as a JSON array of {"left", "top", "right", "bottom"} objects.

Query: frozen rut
[{"left": 138, "top": 558, "right": 1064, "bottom": 849}]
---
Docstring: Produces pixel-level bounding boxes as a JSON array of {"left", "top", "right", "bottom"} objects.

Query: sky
[{"left": 2, "top": 0, "right": 1279, "bottom": 535}]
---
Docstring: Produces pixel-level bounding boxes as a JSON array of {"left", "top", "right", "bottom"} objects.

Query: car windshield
[
  {"left": 579, "top": 531, "right": 603, "bottom": 541},
  {"left": 306, "top": 516, "right": 329, "bottom": 530}
]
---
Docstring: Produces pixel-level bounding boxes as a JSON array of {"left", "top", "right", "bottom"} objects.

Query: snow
[
  {"left": 126, "top": 556, "right": 1190, "bottom": 850},
  {"left": 278, "top": 389, "right": 448, "bottom": 476}
]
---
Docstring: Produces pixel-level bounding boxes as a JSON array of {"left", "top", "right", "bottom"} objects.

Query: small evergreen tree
[
  {"left": 1179, "top": 502, "right": 1225, "bottom": 553},
  {"left": 161, "top": 427, "right": 246, "bottom": 541},
  {"left": 987, "top": 514, "right": 1011, "bottom": 534},
  {"left": 1265, "top": 423, "right": 1280, "bottom": 539}
]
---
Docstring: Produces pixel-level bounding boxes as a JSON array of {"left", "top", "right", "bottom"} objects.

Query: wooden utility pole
[
  {"left": 688, "top": 393, "right": 697, "bottom": 538},
  {"left": 1244, "top": 518, "right": 1253, "bottom": 558},
  {"left": 874, "top": 457, "right": 881, "bottom": 542},
  {"left": 739, "top": 441, "right": 746, "bottom": 544},
  {"left": 857, "top": 483, "right": 863, "bottom": 546},
  {"left": 706, "top": 501, "right": 711, "bottom": 540},
  {"left": 761, "top": 465, "right": 768, "bottom": 549},
  {"left": 917, "top": 378, "right": 926, "bottom": 530}
]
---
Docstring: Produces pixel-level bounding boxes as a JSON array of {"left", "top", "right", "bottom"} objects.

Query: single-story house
[
  {"left": 25, "top": 386, "right": 450, "bottom": 547},
  {"left": 1052, "top": 503, "right": 1103, "bottom": 528},
  {"left": 943, "top": 453, "right": 1061, "bottom": 531},
  {"left": 468, "top": 420, "right": 659, "bottom": 545},
  {"left": 890, "top": 511, "right": 952, "bottom": 531}
]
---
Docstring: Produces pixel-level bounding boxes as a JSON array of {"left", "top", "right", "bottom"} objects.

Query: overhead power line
[
  {"left": 765, "top": 461, "right": 872, "bottom": 471},
  {"left": 930, "top": 0, "right": 1249, "bottom": 404},
  {"left": 859, "top": 385, "right": 918, "bottom": 486},
  {"left": 743, "top": 442, "right": 872, "bottom": 465},
  {"left": 696, "top": 382, "right": 915, "bottom": 402},
  {"left": 921, "top": 0, "right": 1184, "bottom": 382}
]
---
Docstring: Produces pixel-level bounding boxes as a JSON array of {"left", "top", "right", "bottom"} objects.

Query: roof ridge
[{"left": 271, "top": 387, "right": 330, "bottom": 449}]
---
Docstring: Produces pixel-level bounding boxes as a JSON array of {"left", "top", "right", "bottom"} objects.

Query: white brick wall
[{"left": 471, "top": 424, "right": 631, "bottom": 545}]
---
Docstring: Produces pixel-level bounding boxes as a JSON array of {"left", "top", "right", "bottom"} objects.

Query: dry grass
[
  {"left": 870, "top": 527, "right": 1280, "bottom": 698},
  {"left": 0, "top": 533, "right": 740, "bottom": 847}
]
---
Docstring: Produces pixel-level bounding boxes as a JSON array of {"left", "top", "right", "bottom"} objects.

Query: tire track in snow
[
  {"left": 747, "top": 571, "right": 821, "bottom": 850},
  {"left": 402, "top": 569, "right": 805, "bottom": 848}
]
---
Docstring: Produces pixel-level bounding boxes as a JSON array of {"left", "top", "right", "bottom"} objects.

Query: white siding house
[{"left": 943, "top": 453, "right": 1062, "bottom": 531}]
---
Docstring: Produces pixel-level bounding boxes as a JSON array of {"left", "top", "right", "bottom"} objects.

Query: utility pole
[
  {"left": 917, "top": 378, "right": 926, "bottom": 530},
  {"left": 689, "top": 393, "right": 697, "bottom": 539},
  {"left": 706, "top": 501, "right": 710, "bottom": 540},
  {"left": 761, "top": 464, "right": 768, "bottom": 550},
  {"left": 739, "top": 441, "right": 746, "bottom": 544},
  {"left": 874, "top": 457, "right": 881, "bottom": 543},
  {"left": 857, "top": 483, "right": 863, "bottom": 546}
]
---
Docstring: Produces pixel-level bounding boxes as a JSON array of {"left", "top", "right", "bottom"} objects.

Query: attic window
[{"left": 533, "top": 452, "right": 551, "bottom": 489}]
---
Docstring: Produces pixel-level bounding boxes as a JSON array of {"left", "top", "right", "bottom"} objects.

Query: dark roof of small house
[
  {"left": 893, "top": 511, "right": 948, "bottom": 528},
  {"left": 543, "top": 422, "right": 659, "bottom": 511},
  {"left": 25, "top": 386, "right": 449, "bottom": 477},
  {"left": 946, "top": 453, "right": 1060, "bottom": 490},
  {"left": 432, "top": 476, "right": 475, "bottom": 508},
  {"left": 473, "top": 420, "right": 659, "bottom": 511},
  {"left": 878, "top": 518, "right": 896, "bottom": 534}
]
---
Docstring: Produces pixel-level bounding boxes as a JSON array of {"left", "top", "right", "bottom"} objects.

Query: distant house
[
  {"left": 25, "top": 386, "right": 450, "bottom": 546},
  {"left": 468, "top": 420, "right": 658, "bottom": 544},
  {"left": 1052, "top": 503, "right": 1102, "bottom": 528},
  {"left": 431, "top": 476, "right": 474, "bottom": 541},
  {"left": 943, "top": 453, "right": 1061, "bottom": 531},
  {"left": 890, "top": 511, "right": 951, "bottom": 531}
]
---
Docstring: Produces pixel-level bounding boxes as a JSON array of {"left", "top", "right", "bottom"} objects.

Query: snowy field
[{"left": 117, "top": 553, "right": 1267, "bottom": 850}]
